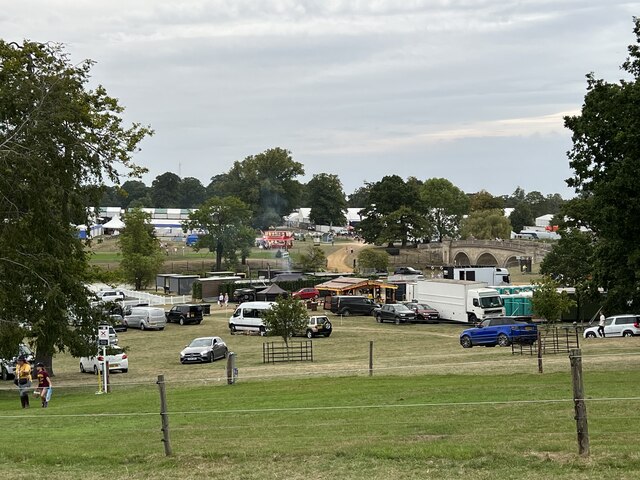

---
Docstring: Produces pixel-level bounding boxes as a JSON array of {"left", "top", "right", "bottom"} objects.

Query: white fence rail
[{"left": 122, "top": 290, "right": 190, "bottom": 307}]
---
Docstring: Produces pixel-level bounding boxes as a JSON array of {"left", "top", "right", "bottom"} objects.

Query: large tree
[
  {"left": 118, "top": 209, "right": 164, "bottom": 290},
  {"left": 509, "top": 202, "right": 534, "bottom": 234},
  {"left": 179, "top": 177, "right": 207, "bottom": 208},
  {"left": 0, "top": 41, "right": 151, "bottom": 371},
  {"left": 421, "top": 178, "right": 469, "bottom": 241},
  {"left": 215, "top": 148, "right": 304, "bottom": 229},
  {"left": 563, "top": 18, "right": 640, "bottom": 312},
  {"left": 307, "top": 173, "right": 347, "bottom": 227},
  {"left": 460, "top": 209, "right": 511, "bottom": 240},
  {"left": 182, "top": 196, "right": 253, "bottom": 271},
  {"left": 357, "top": 175, "right": 430, "bottom": 247},
  {"left": 150, "top": 172, "right": 182, "bottom": 208}
]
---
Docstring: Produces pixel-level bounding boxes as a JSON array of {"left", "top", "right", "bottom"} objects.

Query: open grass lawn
[{"left": 1, "top": 311, "right": 639, "bottom": 479}]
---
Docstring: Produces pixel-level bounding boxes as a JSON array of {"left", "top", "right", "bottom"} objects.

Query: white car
[
  {"left": 96, "top": 290, "right": 125, "bottom": 302},
  {"left": 583, "top": 315, "right": 640, "bottom": 338},
  {"left": 80, "top": 346, "right": 128, "bottom": 375}
]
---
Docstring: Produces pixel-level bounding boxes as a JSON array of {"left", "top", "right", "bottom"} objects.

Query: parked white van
[
  {"left": 228, "top": 301, "right": 274, "bottom": 335},
  {"left": 124, "top": 306, "right": 167, "bottom": 331}
]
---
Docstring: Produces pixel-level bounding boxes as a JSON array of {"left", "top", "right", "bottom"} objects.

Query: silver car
[
  {"left": 584, "top": 315, "right": 640, "bottom": 338},
  {"left": 180, "top": 337, "right": 228, "bottom": 364}
]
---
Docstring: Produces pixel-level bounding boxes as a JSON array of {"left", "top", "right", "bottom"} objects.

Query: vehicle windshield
[
  {"left": 415, "top": 303, "right": 432, "bottom": 310},
  {"left": 479, "top": 296, "right": 503, "bottom": 308},
  {"left": 394, "top": 305, "right": 413, "bottom": 312},
  {"left": 189, "top": 338, "right": 212, "bottom": 347}
]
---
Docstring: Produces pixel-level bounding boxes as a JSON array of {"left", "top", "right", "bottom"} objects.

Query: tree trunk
[
  {"left": 34, "top": 350, "right": 55, "bottom": 377},
  {"left": 215, "top": 241, "right": 223, "bottom": 271}
]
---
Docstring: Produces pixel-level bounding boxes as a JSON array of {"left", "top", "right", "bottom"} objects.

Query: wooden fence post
[
  {"left": 569, "top": 348, "right": 590, "bottom": 456},
  {"left": 537, "top": 330, "right": 543, "bottom": 373},
  {"left": 156, "top": 374, "right": 173, "bottom": 456},
  {"left": 369, "top": 341, "right": 374, "bottom": 377}
]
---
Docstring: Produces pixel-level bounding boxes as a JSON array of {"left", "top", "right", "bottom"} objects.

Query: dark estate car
[
  {"left": 394, "top": 267, "right": 423, "bottom": 276},
  {"left": 459, "top": 317, "right": 538, "bottom": 348},
  {"left": 374, "top": 304, "right": 417, "bottom": 324},
  {"left": 327, "top": 296, "right": 380, "bottom": 316},
  {"left": 165, "top": 304, "right": 204, "bottom": 325},
  {"left": 404, "top": 302, "right": 439, "bottom": 323}
]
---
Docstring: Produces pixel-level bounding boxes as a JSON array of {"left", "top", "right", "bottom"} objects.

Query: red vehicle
[
  {"left": 404, "top": 302, "right": 439, "bottom": 323},
  {"left": 292, "top": 288, "right": 320, "bottom": 300}
]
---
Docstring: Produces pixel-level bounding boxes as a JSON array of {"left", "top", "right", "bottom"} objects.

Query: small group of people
[
  {"left": 15, "top": 356, "right": 53, "bottom": 409},
  {"left": 218, "top": 292, "right": 229, "bottom": 307}
]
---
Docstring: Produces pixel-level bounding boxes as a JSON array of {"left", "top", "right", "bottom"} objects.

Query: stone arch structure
[
  {"left": 504, "top": 256, "right": 520, "bottom": 268},
  {"left": 453, "top": 252, "right": 471, "bottom": 266},
  {"left": 475, "top": 252, "right": 498, "bottom": 266}
]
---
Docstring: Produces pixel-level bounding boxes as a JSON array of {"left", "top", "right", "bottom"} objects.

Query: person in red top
[{"left": 34, "top": 363, "right": 53, "bottom": 408}]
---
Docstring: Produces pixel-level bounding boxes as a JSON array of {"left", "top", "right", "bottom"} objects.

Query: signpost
[{"left": 97, "top": 326, "right": 110, "bottom": 393}]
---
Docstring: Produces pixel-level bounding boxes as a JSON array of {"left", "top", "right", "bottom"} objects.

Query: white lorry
[
  {"left": 443, "top": 266, "right": 510, "bottom": 286},
  {"left": 409, "top": 279, "right": 505, "bottom": 323}
]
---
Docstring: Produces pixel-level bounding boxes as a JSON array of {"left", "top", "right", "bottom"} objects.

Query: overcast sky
[{"left": 2, "top": 1, "right": 637, "bottom": 198}]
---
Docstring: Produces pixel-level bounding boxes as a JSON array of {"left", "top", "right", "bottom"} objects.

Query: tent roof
[
  {"left": 315, "top": 276, "right": 397, "bottom": 293},
  {"left": 102, "top": 216, "right": 125, "bottom": 229},
  {"left": 257, "top": 284, "right": 288, "bottom": 295}
]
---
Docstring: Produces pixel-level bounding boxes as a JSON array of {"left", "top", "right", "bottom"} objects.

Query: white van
[
  {"left": 228, "top": 301, "right": 274, "bottom": 335},
  {"left": 124, "top": 306, "right": 167, "bottom": 331}
]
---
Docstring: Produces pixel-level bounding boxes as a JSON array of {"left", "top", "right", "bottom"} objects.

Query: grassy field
[{"left": 1, "top": 309, "right": 639, "bottom": 479}]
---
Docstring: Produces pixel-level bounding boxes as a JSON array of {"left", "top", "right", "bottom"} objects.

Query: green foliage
[
  {"left": 213, "top": 148, "right": 305, "bottom": 229},
  {"left": 262, "top": 296, "right": 308, "bottom": 345},
  {"left": 421, "top": 178, "right": 469, "bottom": 241},
  {"left": 531, "top": 276, "right": 576, "bottom": 322},
  {"left": 182, "top": 196, "right": 253, "bottom": 271},
  {"left": 509, "top": 202, "right": 534, "bottom": 233},
  {"left": 307, "top": 173, "right": 347, "bottom": 226},
  {"left": 0, "top": 41, "right": 151, "bottom": 371},
  {"left": 298, "top": 245, "right": 327, "bottom": 272},
  {"left": 358, "top": 175, "right": 431, "bottom": 246},
  {"left": 357, "top": 248, "right": 389, "bottom": 272},
  {"left": 563, "top": 18, "right": 640, "bottom": 313},
  {"left": 150, "top": 172, "right": 181, "bottom": 208},
  {"left": 540, "top": 229, "right": 595, "bottom": 287},
  {"left": 469, "top": 190, "right": 504, "bottom": 212},
  {"left": 460, "top": 209, "right": 511, "bottom": 240},
  {"left": 117, "top": 209, "right": 164, "bottom": 290},
  {"left": 347, "top": 184, "right": 372, "bottom": 207}
]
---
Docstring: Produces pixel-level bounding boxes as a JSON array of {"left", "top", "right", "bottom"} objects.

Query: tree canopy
[
  {"left": 0, "top": 41, "right": 152, "bottom": 371},
  {"left": 118, "top": 209, "right": 164, "bottom": 290},
  {"left": 307, "top": 173, "right": 347, "bottom": 226},
  {"left": 563, "top": 18, "right": 640, "bottom": 312},
  {"left": 421, "top": 178, "right": 469, "bottom": 242},
  {"left": 182, "top": 196, "right": 253, "bottom": 271}
]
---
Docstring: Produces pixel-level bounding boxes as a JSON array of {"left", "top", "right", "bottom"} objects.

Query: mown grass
[{"left": 1, "top": 311, "right": 639, "bottom": 479}]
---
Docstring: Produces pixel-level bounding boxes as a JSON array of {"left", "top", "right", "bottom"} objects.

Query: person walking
[
  {"left": 15, "top": 356, "right": 32, "bottom": 409},
  {"left": 34, "top": 363, "right": 53, "bottom": 408},
  {"left": 218, "top": 293, "right": 224, "bottom": 308},
  {"left": 598, "top": 312, "right": 606, "bottom": 338},
  {"left": 224, "top": 292, "right": 229, "bottom": 307}
]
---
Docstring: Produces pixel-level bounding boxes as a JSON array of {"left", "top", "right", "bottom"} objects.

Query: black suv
[
  {"left": 328, "top": 296, "right": 380, "bottom": 316},
  {"left": 165, "top": 304, "right": 204, "bottom": 325}
]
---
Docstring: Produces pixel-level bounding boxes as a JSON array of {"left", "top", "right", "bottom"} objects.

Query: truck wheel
[
  {"left": 497, "top": 333, "right": 510, "bottom": 347},
  {"left": 468, "top": 313, "right": 477, "bottom": 323},
  {"left": 460, "top": 335, "right": 472, "bottom": 348},
  {"left": 1, "top": 366, "right": 8, "bottom": 381},
  {"left": 376, "top": 315, "right": 382, "bottom": 323},
  {"left": 623, "top": 330, "right": 634, "bottom": 337}
]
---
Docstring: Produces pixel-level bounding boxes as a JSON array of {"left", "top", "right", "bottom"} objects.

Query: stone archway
[
  {"left": 476, "top": 252, "right": 498, "bottom": 266},
  {"left": 453, "top": 251, "right": 471, "bottom": 266},
  {"left": 505, "top": 256, "right": 519, "bottom": 268}
]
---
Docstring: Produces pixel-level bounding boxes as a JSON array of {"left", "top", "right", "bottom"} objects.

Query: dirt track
[{"left": 326, "top": 241, "right": 367, "bottom": 272}]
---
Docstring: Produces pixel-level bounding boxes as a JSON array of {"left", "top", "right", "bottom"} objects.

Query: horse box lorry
[{"left": 408, "top": 279, "right": 505, "bottom": 323}]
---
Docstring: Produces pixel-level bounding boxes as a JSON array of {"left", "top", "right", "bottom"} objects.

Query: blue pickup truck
[{"left": 459, "top": 317, "right": 538, "bottom": 348}]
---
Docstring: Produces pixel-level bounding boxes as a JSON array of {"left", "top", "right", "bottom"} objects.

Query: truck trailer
[
  {"left": 409, "top": 279, "right": 505, "bottom": 323},
  {"left": 443, "top": 266, "right": 510, "bottom": 286}
]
